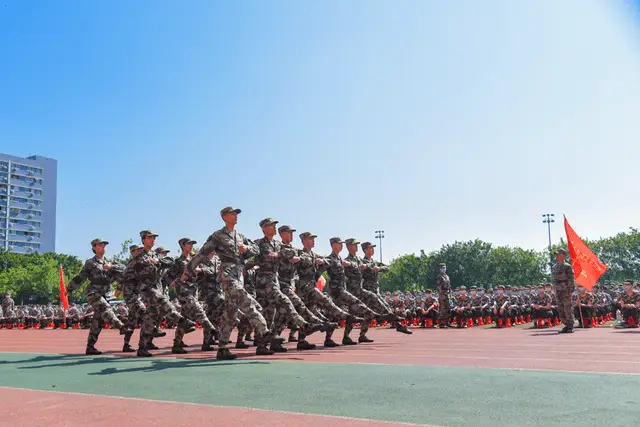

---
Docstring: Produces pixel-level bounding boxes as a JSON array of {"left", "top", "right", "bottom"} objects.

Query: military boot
[
  {"left": 217, "top": 348, "right": 238, "bottom": 360},
  {"left": 122, "top": 344, "right": 135, "bottom": 353},
  {"left": 342, "top": 336, "right": 358, "bottom": 345},
  {"left": 358, "top": 335, "right": 374, "bottom": 343},
  {"left": 297, "top": 340, "right": 316, "bottom": 350},
  {"left": 85, "top": 346, "right": 102, "bottom": 355}
]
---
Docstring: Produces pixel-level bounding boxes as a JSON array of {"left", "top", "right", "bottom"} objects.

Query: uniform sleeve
[
  {"left": 186, "top": 235, "right": 217, "bottom": 277},
  {"left": 68, "top": 260, "right": 93, "bottom": 291},
  {"left": 243, "top": 236, "right": 259, "bottom": 258},
  {"left": 566, "top": 264, "right": 575, "bottom": 289}
]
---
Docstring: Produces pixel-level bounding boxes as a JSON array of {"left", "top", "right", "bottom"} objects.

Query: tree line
[
  {"left": 2, "top": 228, "right": 640, "bottom": 303},
  {"left": 379, "top": 227, "right": 640, "bottom": 292}
]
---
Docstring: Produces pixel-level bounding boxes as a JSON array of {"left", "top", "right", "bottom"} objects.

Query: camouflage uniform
[
  {"left": 124, "top": 241, "right": 193, "bottom": 355},
  {"left": 492, "top": 288, "right": 511, "bottom": 326},
  {"left": 296, "top": 246, "right": 351, "bottom": 320},
  {"left": 574, "top": 290, "right": 595, "bottom": 327},
  {"left": 436, "top": 266, "right": 451, "bottom": 326},
  {"left": 183, "top": 223, "right": 270, "bottom": 354},
  {"left": 325, "top": 243, "right": 378, "bottom": 343},
  {"left": 274, "top": 237, "right": 325, "bottom": 339},
  {"left": 196, "top": 254, "right": 225, "bottom": 347},
  {"left": 552, "top": 255, "right": 576, "bottom": 330},
  {"left": 1, "top": 294, "right": 14, "bottom": 315},
  {"left": 619, "top": 288, "right": 639, "bottom": 325},
  {"left": 344, "top": 251, "right": 385, "bottom": 339},
  {"left": 531, "top": 290, "right": 552, "bottom": 320},
  {"left": 167, "top": 250, "right": 217, "bottom": 351},
  {"left": 68, "top": 246, "right": 127, "bottom": 352}
]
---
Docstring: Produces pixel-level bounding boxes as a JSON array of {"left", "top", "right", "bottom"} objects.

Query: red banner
[
  {"left": 316, "top": 275, "right": 326, "bottom": 292},
  {"left": 564, "top": 217, "right": 607, "bottom": 291},
  {"left": 59, "top": 265, "right": 69, "bottom": 310}
]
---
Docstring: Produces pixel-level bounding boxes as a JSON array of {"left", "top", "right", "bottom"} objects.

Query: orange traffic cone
[
  {"left": 553, "top": 317, "right": 560, "bottom": 326},
  {"left": 466, "top": 318, "right": 474, "bottom": 328},
  {"left": 519, "top": 315, "right": 525, "bottom": 324},
  {"left": 34, "top": 322, "right": 40, "bottom": 329},
  {"left": 339, "top": 320, "right": 346, "bottom": 328},
  {"left": 371, "top": 319, "right": 377, "bottom": 328},
  {"left": 425, "top": 319, "right": 433, "bottom": 328},
  {"left": 73, "top": 323, "right": 80, "bottom": 329},
  {"left": 590, "top": 317, "right": 597, "bottom": 327},
  {"left": 536, "top": 319, "right": 543, "bottom": 328},
  {"left": 6, "top": 323, "right": 13, "bottom": 329},
  {"left": 526, "top": 314, "right": 531, "bottom": 323},
  {"left": 506, "top": 318, "right": 512, "bottom": 328},
  {"left": 498, "top": 318, "right": 503, "bottom": 327},
  {"left": 477, "top": 317, "right": 484, "bottom": 326},
  {"left": 60, "top": 323, "right": 67, "bottom": 329},
  {"left": 48, "top": 322, "right": 54, "bottom": 328},
  {"left": 104, "top": 323, "right": 111, "bottom": 329}
]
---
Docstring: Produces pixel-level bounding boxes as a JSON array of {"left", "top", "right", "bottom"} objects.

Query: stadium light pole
[
  {"left": 375, "top": 230, "right": 384, "bottom": 263},
  {"left": 542, "top": 214, "right": 555, "bottom": 272}
]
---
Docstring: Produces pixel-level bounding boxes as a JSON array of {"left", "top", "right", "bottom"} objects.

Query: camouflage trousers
[
  {"left": 122, "top": 288, "right": 146, "bottom": 346},
  {"left": 329, "top": 288, "right": 377, "bottom": 338},
  {"left": 273, "top": 282, "right": 324, "bottom": 337},
  {"left": 438, "top": 293, "right": 450, "bottom": 322},
  {"left": 201, "top": 292, "right": 224, "bottom": 345},
  {"left": 175, "top": 294, "right": 216, "bottom": 346},
  {"left": 219, "top": 268, "right": 269, "bottom": 349},
  {"left": 255, "top": 277, "right": 306, "bottom": 332},
  {"left": 297, "top": 282, "right": 350, "bottom": 321},
  {"left": 85, "top": 292, "right": 124, "bottom": 348},
  {"left": 350, "top": 286, "right": 393, "bottom": 335},
  {"left": 555, "top": 287, "right": 575, "bottom": 328},
  {"left": 362, "top": 280, "right": 380, "bottom": 295},
  {"left": 139, "top": 287, "right": 184, "bottom": 348}
]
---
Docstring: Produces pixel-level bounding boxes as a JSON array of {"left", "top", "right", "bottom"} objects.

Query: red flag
[
  {"left": 564, "top": 217, "right": 607, "bottom": 291},
  {"left": 59, "top": 265, "right": 69, "bottom": 310},
  {"left": 316, "top": 275, "right": 326, "bottom": 292}
]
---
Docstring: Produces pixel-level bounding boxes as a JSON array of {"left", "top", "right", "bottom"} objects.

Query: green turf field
[{"left": 0, "top": 352, "right": 638, "bottom": 427}]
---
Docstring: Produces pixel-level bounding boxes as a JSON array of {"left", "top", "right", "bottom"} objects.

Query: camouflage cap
[
  {"left": 459, "top": 286, "right": 467, "bottom": 291},
  {"left": 329, "top": 237, "right": 344, "bottom": 244},
  {"left": 220, "top": 206, "right": 241, "bottom": 217},
  {"left": 345, "top": 238, "right": 360, "bottom": 246},
  {"left": 140, "top": 230, "right": 159, "bottom": 239},
  {"left": 129, "top": 244, "right": 141, "bottom": 251},
  {"left": 178, "top": 237, "right": 197, "bottom": 246},
  {"left": 556, "top": 249, "right": 567, "bottom": 255},
  {"left": 624, "top": 279, "right": 634, "bottom": 285},
  {"left": 259, "top": 217, "right": 279, "bottom": 228},
  {"left": 299, "top": 231, "right": 318, "bottom": 240},
  {"left": 278, "top": 225, "right": 296, "bottom": 233},
  {"left": 361, "top": 241, "right": 376, "bottom": 250},
  {"left": 439, "top": 263, "right": 446, "bottom": 268},
  {"left": 154, "top": 246, "right": 170, "bottom": 254},
  {"left": 425, "top": 289, "right": 432, "bottom": 293},
  {"left": 90, "top": 238, "right": 109, "bottom": 246},
  {"left": 496, "top": 285, "right": 505, "bottom": 289},
  {"left": 470, "top": 286, "right": 477, "bottom": 291}
]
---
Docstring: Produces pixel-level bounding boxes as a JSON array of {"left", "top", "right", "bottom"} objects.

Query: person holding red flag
[{"left": 552, "top": 249, "right": 576, "bottom": 333}]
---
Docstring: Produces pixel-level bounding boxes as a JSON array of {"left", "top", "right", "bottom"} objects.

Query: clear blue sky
[{"left": 2, "top": 1, "right": 640, "bottom": 262}]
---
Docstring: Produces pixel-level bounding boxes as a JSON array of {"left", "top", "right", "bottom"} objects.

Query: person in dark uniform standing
[
  {"left": 552, "top": 249, "right": 576, "bottom": 334},
  {"left": 436, "top": 263, "right": 451, "bottom": 328}
]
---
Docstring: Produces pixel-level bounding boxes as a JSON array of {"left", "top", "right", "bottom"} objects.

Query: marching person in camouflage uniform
[
  {"left": 275, "top": 224, "right": 332, "bottom": 349},
  {"left": 436, "top": 263, "right": 451, "bottom": 328},
  {"left": 67, "top": 238, "right": 129, "bottom": 355},
  {"left": 235, "top": 260, "right": 259, "bottom": 348},
  {"left": 254, "top": 218, "right": 325, "bottom": 353},
  {"left": 296, "top": 232, "right": 360, "bottom": 348},
  {"left": 345, "top": 238, "right": 409, "bottom": 342},
  {"left": 326, "top": 237, "right": 380, "bottom": 346},
  {"left": 180, "top": 207, "right": 274, "bottom": 360},
  {"left": 115, "top": 244, "right": 147, "bottom": 353},
  {"left": 125, "top": 230, "right": 196, "bottom": 357},
  {"left": 167, "top": 238, "right": 218, "bottom": 354},
  {"left": 196, "top": 251, "right": 224, "bottom": 351},
  {"left": 552, "top": 249, "right": 576, "bottom": 333}
]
